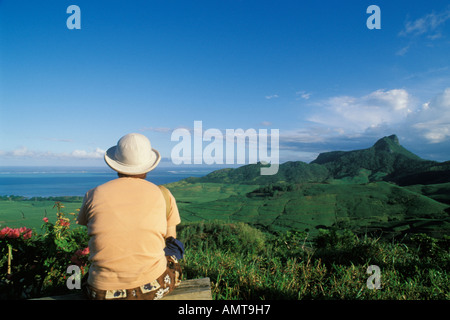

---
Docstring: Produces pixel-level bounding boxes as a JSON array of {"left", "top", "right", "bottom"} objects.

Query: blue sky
[{"left": 1, "top": 0, "right": 449, "bottom": 167}]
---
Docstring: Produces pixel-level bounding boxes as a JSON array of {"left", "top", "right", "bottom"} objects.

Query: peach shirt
[{"left": 77, "top": 177, "right": 181, "bottom": 290}]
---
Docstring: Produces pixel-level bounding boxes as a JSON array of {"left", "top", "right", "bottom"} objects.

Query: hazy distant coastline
[{"left": 0, "top": 166, "right": 214, "bottom": 198}]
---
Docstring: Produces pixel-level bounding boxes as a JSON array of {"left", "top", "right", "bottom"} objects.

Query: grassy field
[
  {"left": 167, "top": 181, "right": 450, "bottom": 238},
  {"left": 0, "top": 198, "right": 83, "bottom": 232},
  {"left": 2, "top": 179, "right": 449, "bottom": 240}
]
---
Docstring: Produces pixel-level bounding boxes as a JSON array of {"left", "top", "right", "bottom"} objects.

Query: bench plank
[
  {"left": 30, "top": 278, "right": 212, "bottom": 300},
  {"left": 163, "top": 277, "right": 212, "bottom": 300}
]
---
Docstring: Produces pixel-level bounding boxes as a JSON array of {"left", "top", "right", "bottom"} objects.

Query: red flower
[
  {"left": 43, "top": 217, "right": 49, "bottom": 223},
  {"left": 23, "top": 228, "right": 32, "bottom": 239},
  {"left": 71, "top": 255, "right": 82, "bottom": 265},
  {"left": 0, "top": 226, "right": 33, "bottom": 239},
  {"left": 57, "top": 218, "right": 70, "bottom": 227},
  {"left": 0, "top": 227, "right": 12, "bottom": 238},
  {"left": 9, "top": 228, "right": 20, "bottom": 238},
  {"left": 71, "top": 246, "right": 90, "bottom": 266}
]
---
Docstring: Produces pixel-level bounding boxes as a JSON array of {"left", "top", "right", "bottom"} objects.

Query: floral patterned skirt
[{"left": 82, "top": 255, "right": 182, "bottom": 300}]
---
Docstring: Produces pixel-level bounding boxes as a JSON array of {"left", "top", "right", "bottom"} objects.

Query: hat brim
[{"left": 104, "top": 146, "right": 161, "bottom": 175}]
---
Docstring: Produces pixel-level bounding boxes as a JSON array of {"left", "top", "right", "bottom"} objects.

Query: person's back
[{"left": 77, "top": 133, "right": 183, "bottom": 300}]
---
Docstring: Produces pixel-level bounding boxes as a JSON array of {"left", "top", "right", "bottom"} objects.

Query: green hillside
[
  {"left": 311, "top": 135, "right": 436, "bottom": 182},
  {"left": 184, "top": 160, "right": 330, "bottom": 185},
  {"left": 405, "top": 182, "right": 450, "bottom": 205},
  {"left": 389, "top": 161, "right": 450, "bottom": 186},
  {"left": 168, "top": 135, "right": 450, "bottom": 239},
  {"left": 169, "top": 181, "right": 450, "bottom": 238},
  {"left": 185, "top": 135, "right": 449, "bottom": 186},
  {"left": 0, "top": 197, "right": 83, "bottom": 231}
]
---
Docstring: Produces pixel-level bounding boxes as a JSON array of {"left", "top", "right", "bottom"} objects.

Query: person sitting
[{"left": 77, "top": 133, "right": 184, "bottom": 300}]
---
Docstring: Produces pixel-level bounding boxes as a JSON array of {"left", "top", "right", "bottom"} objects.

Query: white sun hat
[{"left": 104, "top": 133, "right": 161, "bottom": 175}]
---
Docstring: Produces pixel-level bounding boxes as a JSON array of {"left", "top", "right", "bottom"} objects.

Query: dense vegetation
[
  {"left": 179, "top": 221, "right": 449, "bottom": 300},
  {"left": 0, "top": 202, "right": 89, "bottom": 299},
  {"left": 1, "top": 210, "right": 448, "bottom": 300}
]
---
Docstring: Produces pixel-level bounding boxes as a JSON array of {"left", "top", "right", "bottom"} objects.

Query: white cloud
[
  {"left": 295, "top": 87, "right": 450, "bottom": 147},
  {"left": 11, "top": 146, "right": 35, "bottom": 157},
  {"left": 265, "top": 94, "right": 279, "bottom": 100},
  {"left": 412, "top": 88, "right": 450, "bottom": 143},
  {"left": 296, "top": 90, "right": 311, "bottom": 100},
  {"left": 396, "top": 45, "right": 410, "bottom": 56},
  {"left": 399, "top": 8, "right": 450, "bottom": 37},
  {"left": 0, "top": 147, "right": 106, "bottom": 160},
  {"left": 307, "top": 89, "right": 413, "bottom": 133},
  {"left": 70, "top": 148, "right": 105, "bottom": 159}
]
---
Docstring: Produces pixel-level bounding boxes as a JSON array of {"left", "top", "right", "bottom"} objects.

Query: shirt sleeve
[
  {"left": 77, "top": 190, "right": 92, "bottom": 226},
  {"left": 166, "top": 189, "right": 181, "bottom": 227}
]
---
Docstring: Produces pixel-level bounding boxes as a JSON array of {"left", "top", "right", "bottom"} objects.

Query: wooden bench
[{"left": 30, "top": 277, "right": 212, "bottom": 300}]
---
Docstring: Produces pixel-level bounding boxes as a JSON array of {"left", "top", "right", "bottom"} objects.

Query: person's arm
[
  {"left": 164, "top": 187, "right": 180, "bottom": 239},
  {"left": 77, "top": 193, "right": 90, "bottom": 226},
  {"left": 166, "top": 225, "right": 177, "bottom": 239}
]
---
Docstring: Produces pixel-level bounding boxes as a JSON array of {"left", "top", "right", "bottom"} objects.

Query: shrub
[
  {"left": 178, "top": 220, "right": 267, "bottom": 256},
  {"left": 0, "top": 202, "right": 89, "bottom": 299}
]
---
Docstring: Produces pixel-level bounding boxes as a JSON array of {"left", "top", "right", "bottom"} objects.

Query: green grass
[
  {"left": 178, "top": 221, "right": 450, "bottom": 300},
  {"left": 0, "top": 198, "right": 83, "bottom": 232},
  {"left": 405, "top": 182, "right": 450, "bottom": 205},
  {"left": 2, "top": 180, "right": 449, "bottom": 239},
  {"left": 2, "top": 213, "right": 449, "bottom": 300},
  {"left": 169, "top": 181, "right": 450, "bottom": 238}
]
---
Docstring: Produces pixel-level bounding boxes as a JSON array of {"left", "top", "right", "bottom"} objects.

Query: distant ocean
[{"left": 0, "top": 166, "right": 214, "bottom": 198}]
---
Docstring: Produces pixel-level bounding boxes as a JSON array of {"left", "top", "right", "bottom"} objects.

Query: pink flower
[
  {"left": 0, "top": 227, "right": 12, "bottom": 238},
  {"left": 71, "top": 255, "right": 82, "bottom": 265},
  {"left": 23, "top": 229, "right": 32, "bottom": 240},
  {"left": 42, "top": 217, "right": 49, "bottom": 223},
  {"left": 57, "top": 218, "right": 70, "bottom": 227},
  {"left": 0, "top": 226, "right": 32, "bottom": 239},
  {"left": 74, "top": 247, "right": 89, "bottom": 257},
  {"left": 9, "top": 228, "right": 20, "bottom": 238},
  {"left": 18, "top": 227, "right": 27, "bottom": 234}
]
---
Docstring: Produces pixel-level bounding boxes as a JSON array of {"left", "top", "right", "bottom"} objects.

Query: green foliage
[
  {"left": 1, "top": 216, "right": 449, "bottom": 300},
  {"left": 0, "top": 202, "right": 89, "bottom": 299},
  {"left": 180, "top": 221, "right": 450, "bottom": 300},
  {"left": 179, "top": 221, "right": 266, "bottom": 256}
]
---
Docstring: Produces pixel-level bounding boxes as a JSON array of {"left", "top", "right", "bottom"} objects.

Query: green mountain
[
  {"left": 168, "top": 135, "right": 450, "bottom": 239},
  {"left": 186, "top": 134, "right": 449, "bottom": 186},
  {"left": 311, "top": 134, "right": 438, "bottom": 183},
  {"left": 184, "top": 161, "right": 329, "bottom": 185}
]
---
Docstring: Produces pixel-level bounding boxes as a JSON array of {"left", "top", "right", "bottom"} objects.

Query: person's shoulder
[
  {"left": 136, "top": 178, "right": 161, "bottom": 192},
  {"left": 117, "top": 177, "right": 160, "bottom": 191},
  {"left": 88, "top": 178, "right": 123, "bottom": 194}
]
